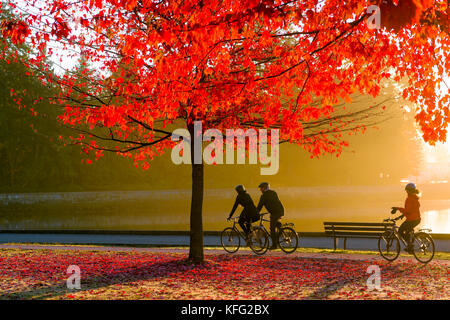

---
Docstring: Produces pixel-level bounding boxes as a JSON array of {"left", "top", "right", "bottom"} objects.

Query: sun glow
[
  {"left": 416, "top": 123, "right": 450, "bottom": 183},
  {"left": 421, "top": 137, "right": 450, "bottom": 164},
  {"left": 421, "top": 209, "right": 450, "bottom": 234},
  {"left": 420, "top": 73, "right": 450, "bottom": 164}
]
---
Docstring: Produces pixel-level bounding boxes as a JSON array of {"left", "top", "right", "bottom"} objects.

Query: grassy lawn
[{"left": 0, "top": 246, "right": 448, "bottom": 300}]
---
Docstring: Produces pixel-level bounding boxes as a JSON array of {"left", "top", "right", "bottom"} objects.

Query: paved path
[
  {"left": 1, "top": 233, "right": 450, "bottom": 252},
  {"left": 1, "top": 244, "right": 448, "bottom": 265}
]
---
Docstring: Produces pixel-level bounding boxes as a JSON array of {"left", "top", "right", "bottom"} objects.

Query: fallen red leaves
[{"left": 0, "top": 249, "right": 448, "bottom": 300}]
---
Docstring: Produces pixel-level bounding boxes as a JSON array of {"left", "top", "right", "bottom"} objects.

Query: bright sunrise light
[
  {"left": 420, "top": 71, "right": 450, "bottom": 164},
  {"left": 421, "top": 210, "right": 450, "bottom": 234},
  {"left": 421, "top": 134, "right": 450, "bottom": 164}
]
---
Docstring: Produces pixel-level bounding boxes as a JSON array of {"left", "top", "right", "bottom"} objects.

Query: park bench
[{"left": 323, "top": 221, "right": 394, "bottom": 250}]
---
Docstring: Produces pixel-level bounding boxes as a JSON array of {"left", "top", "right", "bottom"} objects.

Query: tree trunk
[{"left": 188, "top": 123, "right": 204, "bottom": 263}]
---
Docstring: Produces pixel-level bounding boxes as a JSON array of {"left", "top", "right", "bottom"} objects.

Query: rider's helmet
[
  {"left": 235, "top": 184, "right": 246, "bottom": 193},
  {"left": 258, "top": 182, "right": 269, "bottom": 189},
  {"left": 405, "top": 182, "right": 417, "bottom": 193}
]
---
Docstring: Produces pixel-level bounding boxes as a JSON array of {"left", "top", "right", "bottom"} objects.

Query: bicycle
[
  {"left": 378, "top": 216, "right": 435, "bottom": 264},
  {"left": 248, "top": 213, "right": 299, "bottom": 254},
  {"left": 221, "top": 216, "right": 270, "bottom": 255}
]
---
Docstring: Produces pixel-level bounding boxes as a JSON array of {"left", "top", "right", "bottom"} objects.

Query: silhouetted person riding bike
[
  {"left": 256, "top": 182, "right": 284, "bottom": 250},
  {"left": 391, "top": 182, "right": 421, "bottom": 254},
  {"left": 228, "top": 185, "right": 259, "bottom": 241}
]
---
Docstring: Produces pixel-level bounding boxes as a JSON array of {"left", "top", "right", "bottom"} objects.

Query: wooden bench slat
[
  {"left": 324, "top": 226, "right": 390, "bottom": 232},
  {"left": 324, "top": 231, "right": 385, "bottom": 237},
  {"left": 323, "top": 222, "right": 393, "bottom": 227}
]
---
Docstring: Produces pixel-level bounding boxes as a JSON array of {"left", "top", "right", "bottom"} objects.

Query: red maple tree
[{"left": 1, "top": 0, "right": 449, "bottom": 262}]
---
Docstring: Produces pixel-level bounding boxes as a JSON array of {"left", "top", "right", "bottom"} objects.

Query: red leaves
[
  {"left": 89, "top": 0, "right": 104, "bottom": 9},
  {"left": 79, "top": 18, "right": 90, "bottom": 28},
  {"left": 0, "top": 19, "right": 30, "bottom": 44},
  {"left": 124, "top": 0, "right": 138, "bottom": 11},
  {"left": 379, "top": 0, "right": 434, "bottom": 31},
  {"left": 3, "top": 0, "right": 450, "bottom": 164},
  {"left": 51, "top": 18, "right": 70, "bottom": 40},
  {"left": 0, "top": 249, "right": 448, "bottom": 300}
]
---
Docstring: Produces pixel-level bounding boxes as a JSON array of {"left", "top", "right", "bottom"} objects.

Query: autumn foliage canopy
[{"left": 1, "top": 0, "right": 449, "bottom": 165}]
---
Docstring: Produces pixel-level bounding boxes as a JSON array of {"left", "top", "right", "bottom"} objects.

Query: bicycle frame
[
  {"left": 253, "top": 213, "right": 270, "bottom": 233},
  {"left": 256, "top": 213, "right": 294, "bottom": 228},
  {"left": 229, "top": 213, "right": 295, "bottom": 240},
  {"left": 384, "top": 218, "right": 431, "bottom": 247},
  {"left": 254, "top": 213, "right": 294, "bottom": 240},
  {"left": 227, "top": 214, "right": 272, "bottom": 241},
  {"left": 228, "top": 217, "right": 250, "bottom": 240},
  {"left": 385, "top": 223, "right": 408, "bottom": 246}
]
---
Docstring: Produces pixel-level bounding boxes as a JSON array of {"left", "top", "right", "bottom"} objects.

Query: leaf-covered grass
[
  {"left": 294, "top": 247, "right": 450, "bottom": 261},
  {"left": 0, "top": 248, "right": 448, "bottom": 300},
  {"left": 3, "top": 243, "right": 450, "bottom": 260}
]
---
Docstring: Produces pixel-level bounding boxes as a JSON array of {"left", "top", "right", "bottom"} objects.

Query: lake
[{"left": 0, "top": 185, "right": 449, "bottom": 233}]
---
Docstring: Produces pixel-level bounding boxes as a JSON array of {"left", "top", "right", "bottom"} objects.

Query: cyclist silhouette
[
  {"left": 391, "top": 182, "right": 421, "bottom": 253},
  {"left": 256, "top": 182, "right": 284, "bottom": 250},
  {"left": 228, "top": 185, "right": 259, "bottom": 239}
]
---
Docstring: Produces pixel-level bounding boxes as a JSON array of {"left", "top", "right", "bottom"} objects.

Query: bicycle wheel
[
  {"left": 221, "top": 227, "right": 240, "bottom": 253},
  {"left": 277, "top": 227, "right": 298, "bottom": 254},
  {"left": 378, "top": 232, "right": 400, "bottom": 261},
  {"left": 248, "top": 227, "right": 270, "bottom": 255},
  {"left": 412, "top": 232, "right": 435, "bottom": 264}
]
